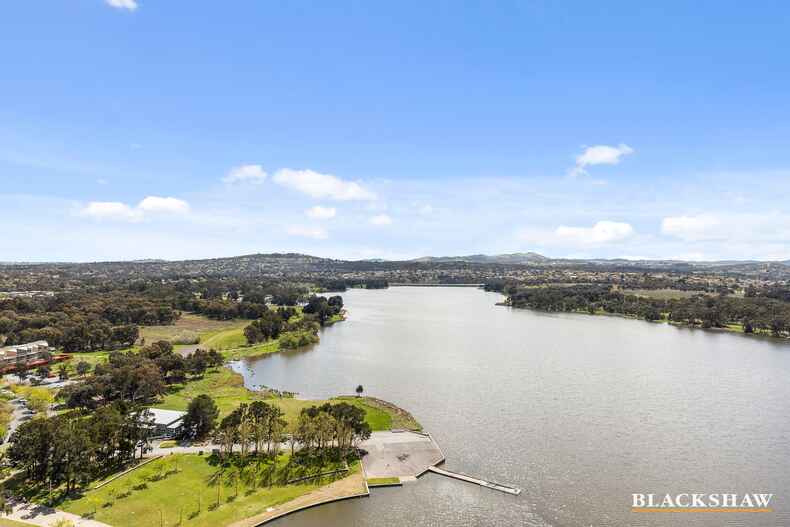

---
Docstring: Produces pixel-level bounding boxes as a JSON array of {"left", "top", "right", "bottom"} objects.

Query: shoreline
[{"left": 500, "top": 302, "right": 790, "bottom": 342}]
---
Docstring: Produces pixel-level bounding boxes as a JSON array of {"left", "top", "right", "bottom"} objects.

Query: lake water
[{"left": 230, "top": 287, "right": 790, "bottom": 527}]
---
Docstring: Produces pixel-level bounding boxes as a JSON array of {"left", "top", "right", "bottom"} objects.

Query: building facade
[{"left": 0, "top": 340, "right": 50, "bottom": 368}]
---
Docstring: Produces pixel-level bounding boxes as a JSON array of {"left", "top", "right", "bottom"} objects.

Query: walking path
[{"left": 4, "top": 500, "right": 111, "bottom": 527}]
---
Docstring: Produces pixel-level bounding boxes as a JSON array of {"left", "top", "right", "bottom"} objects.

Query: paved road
[{"left": 3, "top": 395, "right": 30, "bottom": 443}]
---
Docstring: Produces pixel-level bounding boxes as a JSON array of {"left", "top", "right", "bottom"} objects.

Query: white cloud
[
  {"left": 79, "top": 196, "right": 189, "bottom": 222},
  {"left": 661, "top": 214, "right": 722, "bottom": 241},
  {"left": 80, "top": 202, "right": 142, "bottom": 222},
  {"left": 222, "top": 164, "right": 268, "bottom": 185},
  {"left": 370, "top": 214, "right": 393, "bottom": 226},
  {"left": 570, "top": 143, "right": 634, "bottom": 177},
  {"left": 419, "top": 204, "right": 434, "bottom": 215},
  {"left": 287, "top": 225, "right": 328, "bottom": 240},
  {"left": 138, "top": 196, "right": 190, "bottom": 214},
  {"left": 305, "top": 206, "right": 336, "bottom": 220},
  {"left": 273, "top": 169, "right": 376, "bottom": 201},
  {"left": 555, "top": 221, "right": 635, "bottom": 245},
  {"left": 106, "top": 0, "right": 138, "bottom": 10}
]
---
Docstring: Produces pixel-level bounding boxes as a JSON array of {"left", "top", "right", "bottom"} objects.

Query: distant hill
[
  {"left": 411, "top": 252, "right": 549, "bottom": 264},
  {"left": 3, "top": 252, "right": 789, "bottom": 281}
]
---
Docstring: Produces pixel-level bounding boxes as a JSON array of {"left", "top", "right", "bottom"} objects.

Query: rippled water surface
[{"left": 231, "top": 287, "right": 790, "bottom": 527}]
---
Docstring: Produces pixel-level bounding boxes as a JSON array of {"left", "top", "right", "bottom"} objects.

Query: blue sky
[{"left": 2, "top": 1, "right": 789, "bottom": 262}]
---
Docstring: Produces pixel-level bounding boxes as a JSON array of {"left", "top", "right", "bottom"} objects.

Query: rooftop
[{"left": 144, "top": 408, "right": 187, "bottom": 427}]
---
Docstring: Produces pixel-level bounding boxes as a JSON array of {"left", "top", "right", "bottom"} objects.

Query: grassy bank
[
  {"left": 0, "top": 519, "right": 35, "bottom": 527},
  {"left": 57, "top": 454, "right": 357, "bottom": 527},
  {"left": 367, "top": 477, "right": 400, "bottom": 486},
  {"left": 158, "top": 367, "right": 270, "bottom": 418},
  {"left": 158, "top": 372, "right": 415, "bottom": 432}
]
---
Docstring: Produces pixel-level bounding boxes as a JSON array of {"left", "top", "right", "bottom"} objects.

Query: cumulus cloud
[
  {"left": 222, "top": 164, "right": 268, "bottom": 185},
  {"left": 305, "top": 206, "right": 336, "bottom": 220},
  {"left": 80, "top": 196, "right": 189, "bottom": 222},
  {"left": 555, "top": 221, "right": 635, "bottom": 245},
  {"left": 106, "top": 0, "right": 138, "bottom": 10},
  {"left": 287, "top": 225, "right": 329, "bottom": 240},
  {"left": 369, "top": 214, "right": 393, "bottom": 226},
  {"left": 570, "top": 144, "right": 634, "bottom": 177},
  {"left": 273, "top": 169, "right": 376, "bottom": 201},
  {"left": 138, "top": 196, "right": 190, "bottom": 214},
  {"left": 79, "top": 202, "right": 142, "bottom": 222}
]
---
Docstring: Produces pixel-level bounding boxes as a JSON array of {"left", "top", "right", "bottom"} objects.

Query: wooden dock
[{"left": 426, "top": 466, "right": 522, "bottom": 495}]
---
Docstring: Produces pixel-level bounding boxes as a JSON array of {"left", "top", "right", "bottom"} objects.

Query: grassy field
[
  {"left": 65, "top": 350, "right": 114, "bottom": 375},
  {"left": 157, "top": 367, "right": 269, "bottom": 418},
  {"left": 264, "top": 396, "right": 415, "bottom": 432},
  {"left": 199, "top": 326, "right": 247, "bottom": 350},
  {"left": 138, "top": 314, "right": 248, "bottom": 345},
  {"left": 58, "top": 454, "right": 356, "bottom": 527}
]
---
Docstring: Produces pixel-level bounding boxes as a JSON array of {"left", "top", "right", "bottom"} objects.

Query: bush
[
  {"left": 279, "top": 331, "right": 319, "bottom": 349},
  {"left": 171, "top": 331, "right": 200, "bottom": 345}
]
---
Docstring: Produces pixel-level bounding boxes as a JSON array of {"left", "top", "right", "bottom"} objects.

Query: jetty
[
  {"left": 360, "top": 431, "right": 522, "bottom": 496},
  {"left": 426, "top": 465, "right": 522, "bottom": 495}
]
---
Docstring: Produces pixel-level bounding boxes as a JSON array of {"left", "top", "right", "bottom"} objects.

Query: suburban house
[
  {"left": 0, "top": 340, "right": 51, "bottom": 368},
  {"left": 142, "top": 408, "right": 187, "bottom": 439}
]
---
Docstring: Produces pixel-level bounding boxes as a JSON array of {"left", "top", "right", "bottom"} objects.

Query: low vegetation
[
  {"left": 367, "top": 477, "right": 400, "bottom": 486},
  {"left": 57, "top": 453, "right": 359, "bottom": 527}
]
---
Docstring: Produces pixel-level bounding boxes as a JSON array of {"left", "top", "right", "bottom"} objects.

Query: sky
[{"left": 2, "top": 1, "right": 789, "bottom": 262}]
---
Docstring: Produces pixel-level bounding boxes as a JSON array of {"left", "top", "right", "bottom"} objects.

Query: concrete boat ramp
[{"left": 361, "top": 430, "right": 522, "bottom": 496}]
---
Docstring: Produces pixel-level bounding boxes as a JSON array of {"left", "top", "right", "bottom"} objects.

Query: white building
[
  {"left": 0, "top": 340, "right": 50, "bottom": 367},
  {"left": 142, "top": 408, "right": 187, "bottom": 438}
]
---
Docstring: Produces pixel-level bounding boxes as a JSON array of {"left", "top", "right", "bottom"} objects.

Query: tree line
[
  {"left": 7, "top": 404, "right": 150, "bottom": 494},
  {"left": 504, "top": 284, "right": 790, "bottom": 337},
  {"left": 59, "top": 341, "right": 223, "bottom": 410},
  {"left": 243, "top": 296, "right": 343, "bottom": 348},
  {"left": 181, "top": 397, "right": 372, "bottom": 460}
]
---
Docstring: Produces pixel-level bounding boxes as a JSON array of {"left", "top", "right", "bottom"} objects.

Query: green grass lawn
[
  {"left": 267, "top": 396, "right": 413, "bottom": 432},
  {"left": 366, "top": 477, "right": 400, "bottom": 486},
  {"left": 58, "top": 454, "right": 356, "bottom": 527},
  {"left": 0, "top": 519, "right": 36, "bottom": 527},
  {"left": 200, "top": 327, "right": 248, "bottom": 350},
  {"left": 157, "top": 368, "right": 269, "bottom": 418},
  {"left": 336, "top": 398, "right": 392, "bottom": 430},
  {"left": 334, "top": 396, "right": 422, "bottom": 431},
  {"left": 221, "top": 339, "right": 281, "bottom": 361},
  {"left": 65, "top": 350, "right": 114, "bottom": 375}
]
